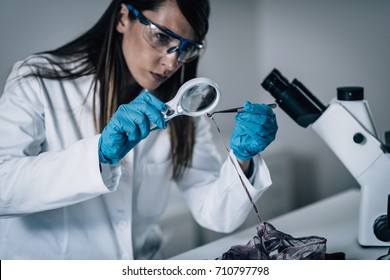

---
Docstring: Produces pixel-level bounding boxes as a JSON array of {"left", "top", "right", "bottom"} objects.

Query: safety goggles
[{"left": 127, "top": 4, "right": 204, "bottom": 63}]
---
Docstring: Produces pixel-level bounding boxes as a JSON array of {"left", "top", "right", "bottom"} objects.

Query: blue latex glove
[
  {"left": 98, "top": 92, "right": 168, "bottom": 164},
  {"left": 230, "top": 101, "right": 278, "bottom": 161}
]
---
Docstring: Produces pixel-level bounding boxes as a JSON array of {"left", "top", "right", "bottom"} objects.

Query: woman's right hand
[{"left": 98, "top": 92, "right": 168, "bottom": 164}]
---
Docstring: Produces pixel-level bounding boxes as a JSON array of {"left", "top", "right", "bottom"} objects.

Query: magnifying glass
[{"left": 151, "top": 77, "right": 221, "bottom": 129}]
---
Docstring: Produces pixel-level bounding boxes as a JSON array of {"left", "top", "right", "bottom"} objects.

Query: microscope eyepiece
[
  {"left": 261, "top": 69, "right": 326, "bottom": 127},
  {"left": 261, "top": 69, "right": 289, "bottom": 98}
]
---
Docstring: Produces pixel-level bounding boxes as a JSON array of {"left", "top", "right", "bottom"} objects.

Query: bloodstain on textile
[{"left": 217, "top": 222, "right": 345, "bottom": 260}]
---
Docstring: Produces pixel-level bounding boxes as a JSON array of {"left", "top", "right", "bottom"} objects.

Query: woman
[{"left": 0, "top": 0, "right": 277, "bottom": 259}]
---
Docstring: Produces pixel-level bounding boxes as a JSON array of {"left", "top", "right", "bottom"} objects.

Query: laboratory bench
[{"left": 171, "top": 188, "right": 389, "bottom": 260}]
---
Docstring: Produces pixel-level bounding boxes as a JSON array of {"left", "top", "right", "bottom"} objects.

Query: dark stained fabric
[{"left": 217, "top": 222, "right": 345, "bottom": 260}]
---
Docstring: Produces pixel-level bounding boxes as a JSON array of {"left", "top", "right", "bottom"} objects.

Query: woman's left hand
[{"left": 230, "top": 101, "right": 278, "bottom": 161}]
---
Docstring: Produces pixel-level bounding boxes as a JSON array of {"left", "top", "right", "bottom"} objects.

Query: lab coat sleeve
[
  {"left": 0, "top": 60, "right": 120, "bottom": 217},
  {"left": 177, "top": 117, "right": 272, "bottom": 233}
]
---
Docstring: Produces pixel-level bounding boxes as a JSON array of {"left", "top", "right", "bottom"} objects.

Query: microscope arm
[
  {"left": 312, "top": 102, "right": 390, "bottom": 245},
  {"left": 262, "top": 68, "right": 390, "bottom": 246}
]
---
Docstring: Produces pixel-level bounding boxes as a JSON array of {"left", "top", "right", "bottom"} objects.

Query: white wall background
[{"left": 1, "top": 0, "right": 390, "bottom": 258}]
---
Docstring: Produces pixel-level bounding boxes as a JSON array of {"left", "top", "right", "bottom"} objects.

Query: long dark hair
[{"left": 22, "top": 0, "right": 210, "bottom": 179}]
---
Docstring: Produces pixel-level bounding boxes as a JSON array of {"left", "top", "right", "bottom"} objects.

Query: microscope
[{"left": 261, "top": 69, "right": 390, "bottom": 246}]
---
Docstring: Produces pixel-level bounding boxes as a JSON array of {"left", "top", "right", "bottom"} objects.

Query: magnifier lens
[
  {"left": 181, "top": 84, "right": 218, "bottom": 113},
  {"left": 150, "top": 78, "right": 219, "bottom": 131}
]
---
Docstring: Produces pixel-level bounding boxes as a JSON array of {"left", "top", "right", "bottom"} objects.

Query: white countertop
[{"left": 171, "top": 189, "right": 389, "bottom": 260}]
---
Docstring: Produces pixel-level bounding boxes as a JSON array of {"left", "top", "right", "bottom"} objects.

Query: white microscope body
[
  {"left": 312, "top": 93, "right": 390, "bottom": 246},
  {"left": 262, "top": 69, "right": 390, "bottom": 246}
]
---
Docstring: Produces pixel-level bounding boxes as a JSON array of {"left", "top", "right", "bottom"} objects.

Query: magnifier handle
[
  {"left": 149, "top": 108, "right": 174, "bottom": 131},
  {"left": 150, "top": 124, "right": 159, "bottom": 131}
]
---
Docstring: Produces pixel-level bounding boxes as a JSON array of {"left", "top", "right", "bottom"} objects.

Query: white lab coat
[{"left": 0, "top": 56, "right": 272, "bottom": 259}]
